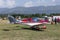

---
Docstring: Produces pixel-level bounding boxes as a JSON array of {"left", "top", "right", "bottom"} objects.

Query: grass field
[{"left": 0, "top": 20, "right": 60, "bottom": 40}]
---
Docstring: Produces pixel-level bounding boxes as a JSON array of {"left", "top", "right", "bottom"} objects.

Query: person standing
[
  {"left": 55, "top": 18, "right": 57, "bottom": 24},
  {"left": 51, "top": 16, "right": 54, "bottom": 24}
]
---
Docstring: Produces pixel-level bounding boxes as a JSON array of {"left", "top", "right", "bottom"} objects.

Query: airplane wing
[
  {"left": 22, "top": 22, "right": 46, "bottom": 30},
  {"left": 22, "top": 23, "right": 43, "bottom": 26}
]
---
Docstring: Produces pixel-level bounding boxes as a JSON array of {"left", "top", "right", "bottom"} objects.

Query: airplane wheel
[
  {"left": 36, "top": 27, "right": 40, "bottom": 30},
  {"left": 30, "top": 26, "right": 40, "bottom": 30},
  {"left": 30, "top": 26, "right": 35, "bottom": 29},
  {"left": 36, "top": 28, "right": 40, "bottom": 30}
]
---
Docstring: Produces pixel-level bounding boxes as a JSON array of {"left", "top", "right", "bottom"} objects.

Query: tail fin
[{"left": 8, "top": 16, "right": 16, "bottom": 24}]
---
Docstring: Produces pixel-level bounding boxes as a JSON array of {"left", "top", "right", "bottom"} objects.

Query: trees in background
[
  {"left": 11, "top": 13, "right": 60, "bottom": 18},
  {"left": 0, "top": 13, "right": 60, "bottom": 19}
]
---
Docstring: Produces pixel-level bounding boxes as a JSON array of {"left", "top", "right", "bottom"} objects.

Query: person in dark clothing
[{"left": 55, "top": 18, "right": 57, "bottom": 24}]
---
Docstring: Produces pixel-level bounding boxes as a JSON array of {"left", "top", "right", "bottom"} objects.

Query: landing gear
[
  {"left": 30, "top": 26, "right": 40, "bottom": 30},
  {"left": 30, "top": 25, "right": 46, "bottom": 30}
]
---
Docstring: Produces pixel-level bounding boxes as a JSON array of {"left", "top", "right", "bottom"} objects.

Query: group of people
[{"left": 51, "top": 17, "right": 59, "bottom": 24}]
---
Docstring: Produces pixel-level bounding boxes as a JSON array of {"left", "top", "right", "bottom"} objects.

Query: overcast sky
[{"left": 0, "top": 0, "right": 60, "bottom": 8}]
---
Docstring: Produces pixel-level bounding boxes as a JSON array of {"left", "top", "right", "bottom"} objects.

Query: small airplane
[{"left": 8, "top": 16, "right": 46, "bottom": 30}]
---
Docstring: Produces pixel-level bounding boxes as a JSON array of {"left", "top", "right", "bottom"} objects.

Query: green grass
[{"left": 0, "top": 20, "right": 60, "bottom": 40}]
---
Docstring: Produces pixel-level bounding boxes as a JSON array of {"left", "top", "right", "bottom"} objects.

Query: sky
[{"left": 0, "top": 0, "right": 60, "bottom": 8}]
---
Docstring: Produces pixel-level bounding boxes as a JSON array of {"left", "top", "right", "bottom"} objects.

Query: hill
[{"left": 0, "top": 5, "right": 60, "bottom": 14}]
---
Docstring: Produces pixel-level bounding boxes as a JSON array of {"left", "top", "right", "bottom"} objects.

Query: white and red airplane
[{"left": 8, "top": 16, "right": 47, "bottom": 30}]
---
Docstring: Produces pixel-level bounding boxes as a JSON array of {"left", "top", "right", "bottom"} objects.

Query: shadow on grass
[
  {"left": 14, "top": 25, "right": 45, "bottom": 31},
  {"left": 2, "top": 25, "right": 44, "bottom": 31},
  {"left": 15, "top": 26, "right": 44, "bottom": 31},
  {"left": 22, "top": 27, "right": 44, "bottom": 31},
  {"left": 2, "top": 28, "right": 44, "bottom": 31},
  {"left": 2, "top": 26, "right": 21, "bottom": 31},
  {"left": 2, "top": 29, "right": 10, "bottom": 31}
]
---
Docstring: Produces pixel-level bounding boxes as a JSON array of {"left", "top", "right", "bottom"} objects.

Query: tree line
[{"left": 0, "top": 13, "right": 60, "bottom": 19}]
